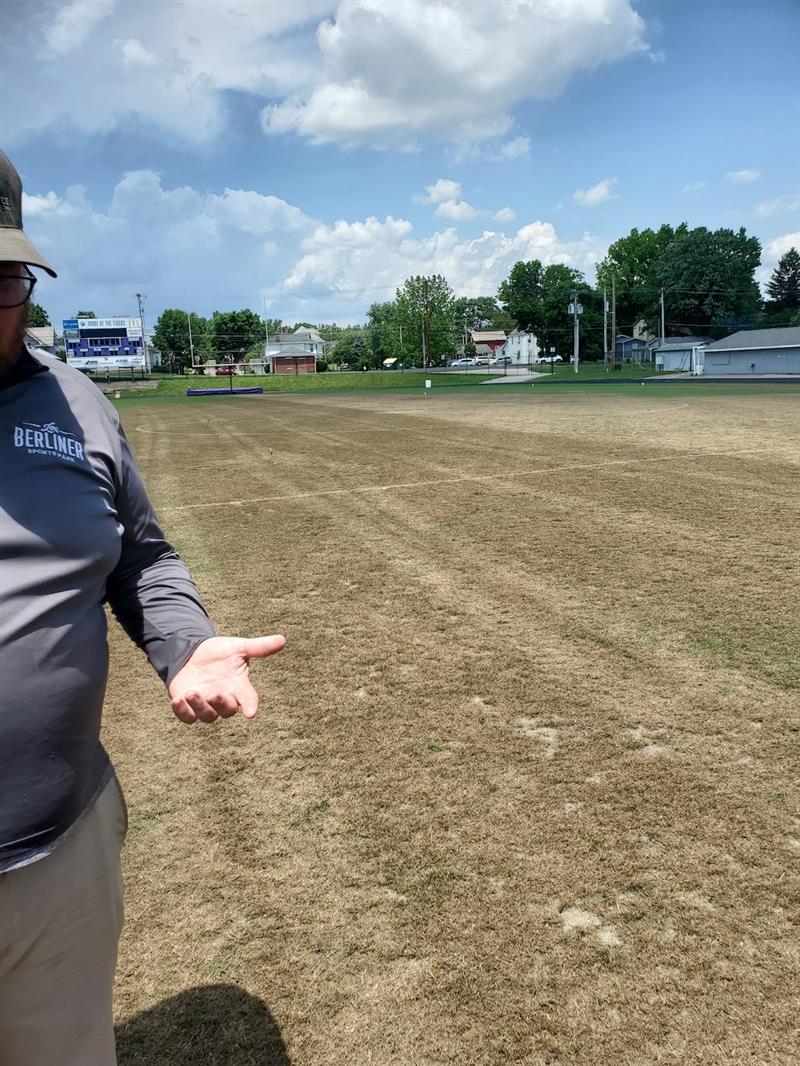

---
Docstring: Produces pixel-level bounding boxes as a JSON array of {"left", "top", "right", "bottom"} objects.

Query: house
[
  {"left": 25, "top": 326, "right": 56, "bottom": 353},
  {"left": 649, "top": 335, "right": 713, "bottom": 373},
  {"left": 260, "top": 326, "right": 322, "bottom": 374},
  {"left": 267, "top": 327, "right": 325, "bottom": 355},
  {"left": 501, "top": 330, "right": 539, "bottom": 364},
  {"left": 702, "top": 326, "right": 800, "bottom": 375},
  {"left": 614, "top": 334, "right": 649, "bottom": 363},
  {"left": 470, "top": 330, "right": 507, "bottom": 358}
]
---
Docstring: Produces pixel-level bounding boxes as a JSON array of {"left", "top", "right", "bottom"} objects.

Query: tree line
[{"left": 27, "top": 225, "right": 800, "bottom": 369}]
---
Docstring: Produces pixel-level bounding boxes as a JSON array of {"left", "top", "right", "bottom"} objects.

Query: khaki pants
[{"left": 0, "top": 776, "right": 127, "bottom": 1066}]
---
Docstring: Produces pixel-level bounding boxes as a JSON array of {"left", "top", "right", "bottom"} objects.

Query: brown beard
[{"left": 0, "top": 312, "right": 27, "bottom": 382}]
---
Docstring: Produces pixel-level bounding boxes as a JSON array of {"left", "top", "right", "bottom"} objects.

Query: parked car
[
  {"left": 489, "top": 355, "right": 513, "bottom": 366},
  {"left": 474, "top": 355, "right": 489, "bottom": 366},
  {"left": 535, "top": 354, "right": 563, "bottom": 364},
  {"left": 449, "top": 357, "right": 476, "bottom": 367}
]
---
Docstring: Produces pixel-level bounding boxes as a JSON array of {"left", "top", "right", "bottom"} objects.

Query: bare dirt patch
[{"left": 106, "top": 387, "right": 800, "bottom": 1064}]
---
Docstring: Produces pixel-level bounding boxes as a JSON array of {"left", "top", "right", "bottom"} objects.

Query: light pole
[{"left": 135, "top": 292, "right": 149, "bottom": 373}]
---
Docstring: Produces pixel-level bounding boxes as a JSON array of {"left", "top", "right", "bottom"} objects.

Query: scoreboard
[{"left": 63, "top": 317, "right": 147, "bottom": 370}]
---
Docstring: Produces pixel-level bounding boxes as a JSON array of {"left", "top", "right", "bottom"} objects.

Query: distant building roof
[
  {"left": 705, "top": 326, "right": 800, "bottom": 351},
  {"left": 470, "top": 330, "right": 507, "bottom": 343},
  {"left": 649, "top": 335, "right": 713, "bottom": 351},
  {"left": 25, "top": 326, "right": 56, "bottom": 348},
  {"left": 273, "top": 346, "right": 316, "bottom": 357},
  {"left": 293, "top": 327, "right": 324, "bottom": 343}
]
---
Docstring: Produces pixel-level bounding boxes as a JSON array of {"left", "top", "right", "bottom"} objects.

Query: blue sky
[{"left": 5, "top": 0, "right": 799, "bottom": 328}]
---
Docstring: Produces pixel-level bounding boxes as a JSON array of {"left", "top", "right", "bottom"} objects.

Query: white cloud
[
  {"left": 479, "top": 136, "right": 531, "bottom": 162},
  {"left": 25, "top": 172, "right": 604, "bottom": 327},
  {"left": 573, "top": 177, "right": 618, "bottom": 207},
  {"left": 22, "top": 191, "right": 63, "bottom": 217},
  {"left": 435, "top": 199, "right": 478, "bottom": 221},
  {"left": 726, "top": 169, "right": 761, "bottom": 184},
  {"left": 418, "top": 179, "right": 462, "bottom": 205},
  {"left": 284, "top": 215, "right": 604, "bottom": 315},
  {"left": 44, "top": 0, "right": 115, "bottom": 56},
  {"left": 765, "top": 232, "right": 800, "bottom": 260},
  {"left": 8, "top": 1, "right": 334, "bottom": 145},
  {"left": 116, "top": 38, "right": 157, "bottom": 68},
  {"left": 264, "top": 1, "right": 649, "bottom": 148},
  {"left": 493, "top": 207, "right": 516, "bottom": 222},
  {"left": 679, "top": 181, "right": 706, "bottom": 193},
  {"left": 756, "top": 193, "right": 800, "bottom": 218},
  {"left": 8, "top": 0, "right": 649, "bottom": 150}
]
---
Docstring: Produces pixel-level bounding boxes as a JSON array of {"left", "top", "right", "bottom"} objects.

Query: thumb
[{"left": 237, "top": 634, "right": 286, "bottom": 660}]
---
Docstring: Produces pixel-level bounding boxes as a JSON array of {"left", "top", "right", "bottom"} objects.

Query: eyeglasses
[{"left": 0, "top": 269, "right": 37, "bottom": 308}]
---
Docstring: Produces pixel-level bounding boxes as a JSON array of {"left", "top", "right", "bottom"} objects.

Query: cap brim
[{"left": 0, "top": 227, "right": 57, "bottom": 277}]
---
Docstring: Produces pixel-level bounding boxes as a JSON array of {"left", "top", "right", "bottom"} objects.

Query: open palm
[{"left": 168, "top": 635, "right": 285, "bottom": 724}]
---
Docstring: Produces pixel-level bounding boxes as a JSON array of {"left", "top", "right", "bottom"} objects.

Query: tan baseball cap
[{"left": 0, "top": 152, "right": 57, "bottom": 277}]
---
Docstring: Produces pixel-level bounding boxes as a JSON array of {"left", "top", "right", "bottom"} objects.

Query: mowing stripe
[{"left": 160, "top": 447, "right": 771, "bottom": 513}]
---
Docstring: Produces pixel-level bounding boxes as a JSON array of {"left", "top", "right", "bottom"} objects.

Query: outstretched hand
[{"left": 168, "top": 635, "right": 285, "bottom": 724}]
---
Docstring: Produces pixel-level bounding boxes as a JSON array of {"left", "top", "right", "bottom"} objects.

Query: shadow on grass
[{"left": 115, "top": 983, "right": 290, "bottom": 1065}]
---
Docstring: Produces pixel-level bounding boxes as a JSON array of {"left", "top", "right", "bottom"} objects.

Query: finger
[
  {"left": 232, "top": 678, "right": 259, "bottom": 719},
  {"left": 207, "top": 691, "right": 240, "bottom": 719},
  {"left": 237, "top": 635, "right": 286, "bottom": 660},
  {"left": 171, "top": 697, "right": 197, "bottom": 725},
  {"left": 185, "top": 690, "right": 219, "bottom": 724}
]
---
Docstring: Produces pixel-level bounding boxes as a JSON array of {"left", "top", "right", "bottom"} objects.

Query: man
[{"left": 0, "top": 151, "right": 285, "bottom": 1065}]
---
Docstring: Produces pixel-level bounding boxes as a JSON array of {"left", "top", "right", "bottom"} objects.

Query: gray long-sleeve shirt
[{"left": 0, "top": 350, "right": 215, "bottom": 872}]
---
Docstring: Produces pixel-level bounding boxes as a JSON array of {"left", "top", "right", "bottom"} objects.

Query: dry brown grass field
[{"left": 106, "top": 384, "right": 800, "bottom": 1066}]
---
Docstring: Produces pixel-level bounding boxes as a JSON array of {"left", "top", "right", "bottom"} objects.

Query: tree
[
  {"left": 596, "top": 225, "right": 681, "bottom": 334},
  {"left": 331, "top": 331, "right": 369, "bottom": 366},
  {"left": 395, "top": 274, "right": 456, "bottom": 366},
  {"left": 210, "top": 309, "right": 265, "bottom": 362},
  {"left": 26, "top": 301, "right": 50, "bottom": 327},
  {"left": 766, "top": 248, "right": 800, "bottom": 311},
  {"left": 153, "top": 308, "right": 211, "bottom": 370},
  {"left": 366, "top": 302, "right": 402, "bottom": 364},
  {"left": 263, "top": 317, "right": 284, "bottom": 337},
  {"left": 498, "top": 260, "right": 544, "bottom": 332},
  {"left": 453, "top": 295, "right": 515, "bottom": 335},
  {"left": 76, "top": 311, "right": 96, "bottom": 318},
  {"left": 652, "top": 227, "right": 761, "bottom": 337},
  {"left": 538, "top": 265, "right": 604, "bottom": 362}
]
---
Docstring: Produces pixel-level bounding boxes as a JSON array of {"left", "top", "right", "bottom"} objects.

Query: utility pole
[
  {"left": 135, "top": 292, "right": 149, "bottom": 371},
  {"left": 187, "top": 310, "right": 195, "bottom": 367},
  {"left": 603, "top": 286, "right": 608, "bottom": 372},
  {"left": 421, "top": 276, "right": 430, "bottom": 370},
  {"left": 263, "top": 296, "right": 270, "bottom": 373},
  {"left": 611, "top": 274, "right": 616, "bottom": 371},
  {"left": 660, "top": 287, "right": 666, "bottom": 344},
  {"left": 569, "top": 291, "right": 582, "bottom": 375}
]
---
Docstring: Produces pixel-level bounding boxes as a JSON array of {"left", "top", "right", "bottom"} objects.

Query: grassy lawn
[
  {"left": 102, "top": 369, "right": 492, "bottom": 400},
  {"left": 531, "top": 360, "right": 654, "bottom": 382}
]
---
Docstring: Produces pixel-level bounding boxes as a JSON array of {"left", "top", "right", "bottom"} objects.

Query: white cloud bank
[
  {"left": 756, "top": 193, "right": 800, "bottom": 218},
  {"left": 726, "top": 169, "right": 761, "bottom": 184},
  {"left": 24, "top": 172, "right": 604, "bottom": 326},
  {"left": 8, "top": 0, "right": 650, "bottom": 150},
  {"left": 573, "top": 177, "right": 618, "bottom": 207},
  {"left": 765, "top": 232, "right": 800, "bottom": 260},
  {"left": 418, "top": 179, "right": 463, "bottom": 205}
]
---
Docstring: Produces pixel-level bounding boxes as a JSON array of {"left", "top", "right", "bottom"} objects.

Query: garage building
[{"left": 703, "top": 326, "right": 800, "bottom": 375}]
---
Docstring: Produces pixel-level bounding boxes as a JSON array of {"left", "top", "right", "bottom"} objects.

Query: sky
[{"left": 4, "top": 0, "right": 799, "bottom": 329}]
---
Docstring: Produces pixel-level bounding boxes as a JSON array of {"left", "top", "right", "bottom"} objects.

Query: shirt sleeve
[{"left": 105, "top": 426, "right": 215, "bottom": 686}]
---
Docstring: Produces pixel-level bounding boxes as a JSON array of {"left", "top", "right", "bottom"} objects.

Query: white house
[{"left": 502, "top": 330, "right": 539, "bottom": 364}]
